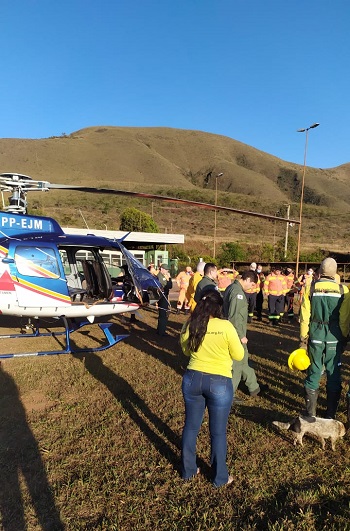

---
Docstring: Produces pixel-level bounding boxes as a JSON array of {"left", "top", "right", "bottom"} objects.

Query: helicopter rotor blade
[{"left": 47, "top": 184, "right": 299, "bottom": 224}]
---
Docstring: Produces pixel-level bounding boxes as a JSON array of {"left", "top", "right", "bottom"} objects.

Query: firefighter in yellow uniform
[
  {"left": 296, "top": 268, "right": 314, "bottom": 301},
  {"left": 245, "top": 263, "right": 259, "bottom": 323},
  {"left": 263, "top": 265, "right": 288, "bottom": 325},
  {"left": 175, "top": 266, "right": 193, "bottom": 314},
  {"left": 284, "top": 267, "right": 296, "bottom": 321},
  {"left": 186, "top": 261, "right": 206, "bottom": 313},
  {"left": 339, "top": 283, "right": 350, "bottom": 425},
  {"left": 217, "top": 267, "right": 238, "bottom": 292},
  {"left": 255, "top": 265, "right": 265, "bottom": 321}
]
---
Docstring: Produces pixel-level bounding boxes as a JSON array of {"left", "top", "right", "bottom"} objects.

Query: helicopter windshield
[{"left": 15, "top": 246, "right": 60, "bottom": 279}]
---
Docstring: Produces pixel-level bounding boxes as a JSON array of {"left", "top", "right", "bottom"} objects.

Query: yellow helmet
[{"left": 288, "top": 348, "right": 311, "bottom": 371}]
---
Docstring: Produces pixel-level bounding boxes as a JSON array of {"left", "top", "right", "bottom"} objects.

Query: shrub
[
  {"left": 119, "top": 207, "right": 159, "bottom": 233},
  {"left": 217, "top": 242, "right": 248, "bottom": 264}
]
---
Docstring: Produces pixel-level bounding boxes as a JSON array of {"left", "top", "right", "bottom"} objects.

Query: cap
[
  {"left": 197, "top": 261, "right": 206, "bottom": 273},
  {"left": 250, "top": 262, "right": 257, "bottom": 270},
  {"left": 160, "top": 263, "right": 170, "bottom": 270},
  {"left": 320, "top": 257, "right": 337, "bottom": 278}
]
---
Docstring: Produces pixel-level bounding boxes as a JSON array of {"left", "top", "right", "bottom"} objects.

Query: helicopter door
[{"left": 8, "top": 242, "right": 70, "bottom": 307}]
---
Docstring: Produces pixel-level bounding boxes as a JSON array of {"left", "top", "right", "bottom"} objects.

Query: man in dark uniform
[
  {"left": 157, "top": 263, "right": 173, "bottom": 336},
  {"left": 194, "top": 263, "right": 218, "bottom": 303}
]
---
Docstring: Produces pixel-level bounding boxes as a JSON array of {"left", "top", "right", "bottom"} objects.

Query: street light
[
  {"left": 295, "top": 122, "right": 319, "bottom": 275},
  {"left": 213, "top": 172, "right": 224, "bottom": 259}
]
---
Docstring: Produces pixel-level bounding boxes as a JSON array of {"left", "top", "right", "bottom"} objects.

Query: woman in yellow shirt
[{"left": 180, "top": 290, "right": 244, "bottom": 487}]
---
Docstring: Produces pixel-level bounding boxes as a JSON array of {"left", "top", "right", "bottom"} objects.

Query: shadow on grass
[
  {"left": 238, "top": 477, "right": 350, "bottom": 528},
  {"left": 0, "top": 365, "right": 64, "bottom": 531},
  {"left": 118, "top": 312, "right": 187, "bottom": 377},
  {"left": 70, "top": 349, "right": 212, "bottom": 480}
]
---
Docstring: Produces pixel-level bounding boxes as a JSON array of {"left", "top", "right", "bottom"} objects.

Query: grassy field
[{"left": 0, "top": 304, "right": 349, "bottom": 530}]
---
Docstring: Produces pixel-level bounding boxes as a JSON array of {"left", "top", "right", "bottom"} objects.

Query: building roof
[{"left": 63, "top": 228, "right": 184, "bottom": 247}]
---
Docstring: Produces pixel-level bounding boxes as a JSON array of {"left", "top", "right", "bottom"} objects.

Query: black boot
[
  {"left": 325, "top": 389, "right": 341, "bottom": 419},
  {"left": 304, "top": 387, "right": 319, "bottom": 418}
]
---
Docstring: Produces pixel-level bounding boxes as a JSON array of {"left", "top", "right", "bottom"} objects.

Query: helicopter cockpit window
[
  {"left": 15, "top": 246, "right": 60, "bottom": 279},
  {"left": 101, "top": 251, "right": 122, "bottom": 277}
]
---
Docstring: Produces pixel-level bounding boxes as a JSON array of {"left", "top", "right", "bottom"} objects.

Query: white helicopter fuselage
[{"left": 0, "top": 211, "right": 160, "bottom": 321}]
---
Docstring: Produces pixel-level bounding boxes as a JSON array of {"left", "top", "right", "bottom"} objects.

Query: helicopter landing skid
[
  {"left": 0, "top": 317, "right": 89, "bottom": 340},
  {"left": 0, "top": 317, "right": 128, "bottom": 359}
]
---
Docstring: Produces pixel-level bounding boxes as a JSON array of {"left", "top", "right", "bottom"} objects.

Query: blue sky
[{"left": 1, "top": 1, "right": 349, "bottom": 169}]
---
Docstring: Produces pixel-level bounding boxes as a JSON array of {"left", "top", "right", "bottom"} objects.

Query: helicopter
[{"left": 0, "top": 172, "right": 299, "bottom": 359}]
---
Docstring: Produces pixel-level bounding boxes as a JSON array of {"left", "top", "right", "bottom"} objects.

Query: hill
[{"left": 1, "top": 126, "right": 349, "bottom": 254}]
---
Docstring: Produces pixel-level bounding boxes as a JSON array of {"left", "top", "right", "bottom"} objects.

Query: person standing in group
[
  {"left": 300, "top": 258, "right": 348, "bottom": 419},
  {"left": 295, "top": 267, "right": 314, "bottom": 322},
  {"left": 186, "top": 261, "right": 206, "bottom": 313},
  {"left": 180, "top": 290, "right": 244, "bottom": 487},
  {"left": 245, "top": 262, "right": 258, "bottom": 323},
  {"left": 223, "top": 270, "right": 269, "bottom": 401},
  {"left": 230, "top": 263, "right": 240, "bottom": 282},
  {"left": 284, "top": 267, "right": 296, "bottom": 321},
  {"left": 147, "top": 263, "right": 158, "bottom": 277},
  {"left": 217, "top": 268, "right": 233, "bottom": 292},
  {"left": 339, "top": 288, "right": 350, "bottom": 427},
  {"left": 296, "top": 268, "right": 314, "bottom": 301},
  {"left": 175, "top": 266, "right": 193, "bottom": 314},
  {"left": 156, "top": 263, "right": 173, "bottom": 336},
  {"left": 263, "top": 265, "right": 288, "bottom": 325},
  {"left": 194, "top": 263, "right": 218, "bottom": 303},
  {"left": 255, "top": 264, "right": 265, "bottom": 321}
]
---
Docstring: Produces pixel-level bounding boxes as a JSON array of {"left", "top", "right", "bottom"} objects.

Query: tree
[
  {"left": 275, "top": 236, "right": 298, "bottom": 262},
  {"left": 260, "top": 243, "right": 275, "bottom": 262},
  {"left": 217, "top": 242, "right": 247, "bottom": 265},
  {"left": 300, "top": 248, "right": 327, "bottom": 262},
  {"left": 119, "top": 208, "right": 159, "bottom": 233}
]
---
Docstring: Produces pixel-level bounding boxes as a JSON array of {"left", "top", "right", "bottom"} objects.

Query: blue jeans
[{"left": 181, "top": 369, "right": 233, "bottom": 487}]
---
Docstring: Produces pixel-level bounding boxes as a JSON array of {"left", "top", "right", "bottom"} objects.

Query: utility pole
[
  {"left": 284, "top": 204, "right": 290, "bottom": 259},
  {"left": 213, "top": 172, "right": 224, "bottom": 259},
  {"left": 273, "top": 210, "right": 280, "bottom": 262}
]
